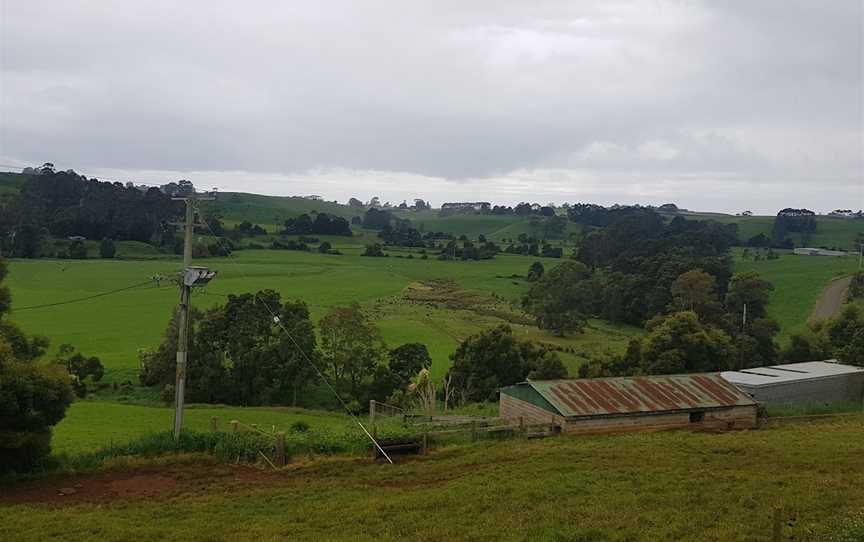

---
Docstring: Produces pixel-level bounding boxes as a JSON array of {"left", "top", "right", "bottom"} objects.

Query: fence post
[
  {"left": 519, "top": 416, "right": 524, "bottom": 436},
  {"left": 275, "top": 432, "right": 286, "bottom": 467},
  {"left": 772, "top": 507, "right": 782, "bottom": 542},
  {"left": 369, "top": 400, "right": 376, "bottom": 426},
  {"left": 422, "top": 431, "right": 428, "bottom": 455},
  {"left": 471, "top": 421, "right": 477, "bottom": 442},
  {"left": 230, "top": 420, "right": 239, "bottom": 433},
  {"left": 370, "top": 425, "right": 378, "bottom": 460},
  {"left": 211, "top": 416, "right": 219, "bottom": 433}
]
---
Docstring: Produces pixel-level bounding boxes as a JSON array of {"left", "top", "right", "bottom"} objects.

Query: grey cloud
[{"left": 1, "top": 0, "right": 861, "bottom": 208}]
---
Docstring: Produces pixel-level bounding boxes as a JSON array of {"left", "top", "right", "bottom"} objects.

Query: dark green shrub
[
  {"left": 290, "top": 420, "right": 310, "bottom": 433},
  {"left": 0, "top": 361, "right": 74, "bottom": 473}
]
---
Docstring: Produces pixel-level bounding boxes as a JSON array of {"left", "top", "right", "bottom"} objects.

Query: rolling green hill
[
  {"left": 5, "top": 250, "right": 638, "bottom": 384},
  {"left": 682, "top": 213, "right": 863, "bottom": 251},
  {"left": 211, "top": 192, "right": 361, "bottom": 229}
]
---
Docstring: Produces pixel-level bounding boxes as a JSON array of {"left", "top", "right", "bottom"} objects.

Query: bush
[
  {"left": 161, "top": 384, "right": 175, "bottom": 405},
  {"left": 290, "top": 421, "right": 311, "bottom": 433},
  {"left": 0, "top": 361, "right": 74, "bottom": 474},
  {"left": 99, "top": 238, "right": 116, "bottom": 259},
  {"left": 362, "top": 243, "right": 386, "bottom": 257},
  {"left": 68, "top": 240, "right": 88, "bottom": 259}
]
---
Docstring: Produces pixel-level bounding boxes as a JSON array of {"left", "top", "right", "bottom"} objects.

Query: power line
[
  {"left": 198, "top": 214, "right": 394, "bottom": 463},
  {"left": 12, "top": 280, "right": 155, "bottom": 312}
]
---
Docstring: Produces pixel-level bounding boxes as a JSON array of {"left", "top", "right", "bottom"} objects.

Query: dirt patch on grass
[
  {"left": 0, "top": 461, "right": 279, "bottom": 506},
  {"left": 397, "top": 280, "right": 532, "bottom": 325}
]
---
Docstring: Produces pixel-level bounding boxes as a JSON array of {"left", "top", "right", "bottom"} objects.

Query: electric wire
[{"left": 12, "top": 280, "right": 155, "bottom": 311}]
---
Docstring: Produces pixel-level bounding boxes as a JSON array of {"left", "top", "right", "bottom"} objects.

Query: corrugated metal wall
[{"left": 736, "top": 372, "right": 864, "bottom": 404}]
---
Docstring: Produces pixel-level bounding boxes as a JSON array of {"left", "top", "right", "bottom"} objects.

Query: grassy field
[
  {"left": 51, "top": 401, "right": 356, "bottom": 455},
  {"left": 5, "top": 249, "right": 636, "bottom": 382},
  {"left": 732, "top": 249, "right": 859, "bottom": 341},
  {"left": 689, "top": 213, "right": 863, "bottom": 251},
  {"left": 3, "top": 415, "right": 863, "bottom": 541},
  {"left": 5, "top": 243, "right": 857, "bottom": 387}
]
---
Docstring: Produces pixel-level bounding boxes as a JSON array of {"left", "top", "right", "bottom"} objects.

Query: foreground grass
[{"left": 3, "top": 416, "right": 863, "bottom": 541}]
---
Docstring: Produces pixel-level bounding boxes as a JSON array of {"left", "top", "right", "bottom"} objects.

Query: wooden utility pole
[{"left": 172, "top": 192, "right": 216, "bottom": 441}]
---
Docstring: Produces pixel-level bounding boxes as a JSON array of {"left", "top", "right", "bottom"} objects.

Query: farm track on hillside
[{"left": 810, "top": 275, "right": 852, "bottom": 322}]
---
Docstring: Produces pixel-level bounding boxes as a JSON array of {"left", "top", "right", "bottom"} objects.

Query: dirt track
[{"left": 810, "top": 276, "right": 852, "bottom": 322}]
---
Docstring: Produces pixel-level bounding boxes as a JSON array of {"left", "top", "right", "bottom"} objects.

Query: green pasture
[
  {"left": 211, "top": 192, "right": 359, "bottom": 227},
  {"left": 5, "top": 415, "right": 863, "bottom": 541},
  {"left": 6, "top": 250, "right": 627, "bottom": 382},
  {"left": 732, "top": 249, "right": 859, "bottom": 341},
  {"left": 690, "top": 213, "right": 863, "bottom": 250},
  {"left": 51, "top": 401, "right": 354, "bottom": 456}
]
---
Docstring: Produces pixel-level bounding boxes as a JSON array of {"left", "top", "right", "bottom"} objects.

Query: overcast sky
[{"left": 1, "top": 1, "right": 861, "bottom": 214}]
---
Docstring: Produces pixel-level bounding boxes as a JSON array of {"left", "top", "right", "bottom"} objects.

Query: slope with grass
[
  {"left": 5, "top": 250, "right": 636, "bottom": 383},
  {"left": 3, "top": 415, "right": 863, "bottom": 541},
  {"left": 732, "top": 249, "right": 859, "bottom": 341},
  {"left": 688, "top": 212, "right": 863, "bottom": 251}
]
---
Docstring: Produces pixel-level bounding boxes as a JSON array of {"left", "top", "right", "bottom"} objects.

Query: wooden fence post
[
  {"left": 772, "top": 507, "right": 782, "bottom": 542},
  {"left": 230, "top": 420, "right": 239, "bottom": 433},
  {"left": 471, "top": 421, "right": 477, "bottom": 442},
  {"left": 369, "top": 400, "right": 376, "bottom": 426},
  {"left": 519, "top": 416, "right": 524, "bottom": 436},
  {"left": 422, "top": 431, "right": 428, "bottom": 455},
  {"left": 211, "top": 416, "right": 219, "bottom": 433},
  {"left": 275, "top": 432, "right": 286, "bottom": 467},
  {"left": 370, "top": 425, "right": 378, "bottom": 460}
]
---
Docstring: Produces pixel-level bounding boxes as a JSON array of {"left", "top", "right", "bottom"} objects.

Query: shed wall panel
[
  {"left": 736, "top": 373, "right": 864, "bottom": 404},
  {"left": 500, "top": 394, "right": 566, "bottom": 425}
]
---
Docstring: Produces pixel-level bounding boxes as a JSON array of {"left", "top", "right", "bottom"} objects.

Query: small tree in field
[
  {"left": 68, "top": 240, "right": 87, "bottom": 259},
  {"left": 99, "top": 237, "right": 116, "bottom": 259},
  {"left": 522, "top": 260, "right": 593, "bottom": 335},
  {"left": 447, "top": 325, "right": 567, "bottom": 402},
  {"left": 527, "top": 261, "right": 544, "bottom": 282}
]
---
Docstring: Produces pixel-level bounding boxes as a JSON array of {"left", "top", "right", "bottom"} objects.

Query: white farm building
[{"left": 721, "top": 361, "right": 864, "bottom": 404}]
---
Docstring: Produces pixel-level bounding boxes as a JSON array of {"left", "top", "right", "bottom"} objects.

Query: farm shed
[
  {"left": 499, "top": 374, "right": 758, "bottom": 435},
  {"left": 793, "top": 247, "right": 848, "bottom": 256},
  {"left": 721, "top": 361, "right": 864, "bottom": 404}
]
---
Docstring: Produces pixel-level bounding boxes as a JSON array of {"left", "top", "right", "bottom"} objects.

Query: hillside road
[{"left": 810, "top": 275, "right": 852, "bottom": 322}]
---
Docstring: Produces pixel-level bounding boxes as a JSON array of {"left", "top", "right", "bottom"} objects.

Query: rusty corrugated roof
[{"left": 525, "top": 374, "right": 756, "bottom": 418}]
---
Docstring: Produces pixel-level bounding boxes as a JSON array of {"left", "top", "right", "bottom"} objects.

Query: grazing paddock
[{"left": 2, "top": 415, "right": 862, "bottom": 541}]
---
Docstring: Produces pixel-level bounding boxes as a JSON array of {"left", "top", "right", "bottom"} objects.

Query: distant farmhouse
[
  {"left": 722, "top": 361, "right": 864, "bottom": 404},
  {"left": 499, "top": 374, "right": 758, "bottom": 434},
  {"left": 440, "top": 202, "right": 491, "bottom": 216},
  {"left": 793, "top": 247, "right": 848, "bottom": 257}
]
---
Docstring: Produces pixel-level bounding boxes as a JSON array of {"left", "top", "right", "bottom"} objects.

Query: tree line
[
  {"left": 0, "top": 169, "right": 181, "bottom": 258},
  {"left": 139, "top": 294, "right": 434, "bottom": 411}
]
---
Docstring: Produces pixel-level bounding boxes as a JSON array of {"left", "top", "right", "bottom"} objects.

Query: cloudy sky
[{"left": 1, "top": 1, "right": 861, "bottom": 213}]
